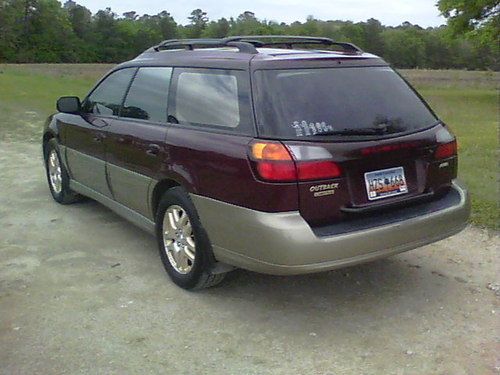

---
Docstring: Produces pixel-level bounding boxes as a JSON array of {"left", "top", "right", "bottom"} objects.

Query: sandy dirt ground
[{"left": 0, "top": 141, "right": 498, "bottom": 375}]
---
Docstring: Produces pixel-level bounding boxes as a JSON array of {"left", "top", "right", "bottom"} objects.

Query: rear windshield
[{"left": 254, "top": 67, "right": 438, "bottom": 139}]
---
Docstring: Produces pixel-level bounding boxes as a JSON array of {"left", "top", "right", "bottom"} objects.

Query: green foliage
[
  {"left": 438, "top": 0, "right": 499, "bottom": 55},
  {"left": 383, "top": 28, "right": 426, "bottom": 68},
  {"left": 186, "top": 8, "right": 208, "bottom": 38},
  {"left": 202, "top": 18, "right": 230, "bottom": 38},
  {"left": 0, "top": 0, "right": 498, "bottom": 69},
  {"left": 438, "top": 0, "right": 499, "bottom": 33}
]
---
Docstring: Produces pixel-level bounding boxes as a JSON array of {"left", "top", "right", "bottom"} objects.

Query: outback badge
[{"left": 310, "top": 183, "right": 339, "bottom": 197}]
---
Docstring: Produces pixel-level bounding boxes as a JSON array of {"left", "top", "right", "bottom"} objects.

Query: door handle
[
  {"left": 146, "top": 144, "right": 160, "bottom": 156},
  {"left": 93, "top": 134, "right": 104, "bottom": 143}
]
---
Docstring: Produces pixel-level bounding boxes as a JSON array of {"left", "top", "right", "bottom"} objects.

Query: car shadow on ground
[
  {"left": 61, "top": 196, "right": 460, "bottom": 328},
  {"left": 197, "top": 258, "right": 462, "bottom": 336}
]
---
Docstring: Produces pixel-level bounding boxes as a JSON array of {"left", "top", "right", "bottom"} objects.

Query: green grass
[
  {"left": 417, "top": 87, "right": 498, "bottom": 229},
  {"left": 0, "top": 65, "right": 104, "bottom": 142},
  {"left": 0, "top": 65, "right": 498, "bottom": 229}
]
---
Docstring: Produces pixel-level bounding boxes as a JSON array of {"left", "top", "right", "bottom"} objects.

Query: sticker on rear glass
[{"left": 291, "top": 121, "right": 334, "bottom": 137}]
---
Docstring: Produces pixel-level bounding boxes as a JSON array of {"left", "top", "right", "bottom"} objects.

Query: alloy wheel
[{"left": 162, "top": 205, "right": 196, "bottom": 274}]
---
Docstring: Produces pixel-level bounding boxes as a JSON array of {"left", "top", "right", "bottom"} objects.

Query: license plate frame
[{"left": 364, "top": 167, "right": 408, "bottom": 201}]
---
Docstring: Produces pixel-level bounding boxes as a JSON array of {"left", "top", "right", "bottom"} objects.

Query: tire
[
  {"left": 44, "top": 139, "right": 81, "bottom": 204},
  {"left": 155, "top": 187, "right": 226, "bottom": 290}
]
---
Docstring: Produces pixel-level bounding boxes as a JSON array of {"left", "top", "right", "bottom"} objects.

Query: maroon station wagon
[{"left": 43, "top": 36, "right": 470, "bottom": 289}]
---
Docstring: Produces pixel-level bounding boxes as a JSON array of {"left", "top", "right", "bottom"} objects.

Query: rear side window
[
  {"left": 121, "top": 67, "right": 172, "bottom": 123},
  {"left": 83, "top": 68, "right": 135, "bottom": 116},
  {"left": 254, "top": 67, "right": 438, "bottom": 139},
  {"left": 170, "top": 68, "right": 253, "bottom": 133}
]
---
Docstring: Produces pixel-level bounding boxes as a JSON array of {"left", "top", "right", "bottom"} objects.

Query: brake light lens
[
  {"left": 297, "top": 161, "right": 342, "bottom": 180},
  {"left": 257, "top": 162, "right": 297, "bottom": 181},
  {"left": 250, "top": 141, "right": 297, "bottom": 181},
  {"left": 249, "top": 141, "right": 342, "bottom": 182},
  {"left": 435, "top": 140, "right": 457, "bottom": 159}
]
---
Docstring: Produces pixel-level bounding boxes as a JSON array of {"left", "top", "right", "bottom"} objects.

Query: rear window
[
  {"left": 170, "top": 68, "right": 253, "bottom": 133},
  {"left": 254, "top": 67, "right": 438, "bottom": 139}
]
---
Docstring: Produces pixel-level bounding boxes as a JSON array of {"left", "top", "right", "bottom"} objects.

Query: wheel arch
[
  {"left": 42, "top": 131, "right": 56, "bottom": 155},
  {"left": 42, "top": 113, "right": 61, "bottom": 156},
  {"left": 150, "top": 178, "right": 181, "bottom": 219}
]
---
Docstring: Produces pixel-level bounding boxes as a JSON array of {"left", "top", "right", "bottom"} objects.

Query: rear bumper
[{"left": 191, "top": 180, "right": 470, "bottom": 275}]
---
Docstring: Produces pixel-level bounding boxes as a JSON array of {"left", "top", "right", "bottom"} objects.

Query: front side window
[
  {"left": 170, "top": 68, "right": 252, "bottom": 132},
  {"left": 83, "top": 68, "right": 136, "bottom": 116},
  {"left": 121, "top": 67, "right": 173, "bottom": 123}
]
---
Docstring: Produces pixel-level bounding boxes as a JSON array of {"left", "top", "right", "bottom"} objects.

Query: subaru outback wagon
[{"left": 43, "top": 36, "right": 470, "bottom": 289}]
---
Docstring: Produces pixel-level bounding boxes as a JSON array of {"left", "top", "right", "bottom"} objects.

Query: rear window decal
[{"left": 291, "top": 121, "right": 334, "bottom": 137}]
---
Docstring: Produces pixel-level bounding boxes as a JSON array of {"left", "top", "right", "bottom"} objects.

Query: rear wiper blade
[{"left": 314, "top": 127, "right": 388, "bottom": 136}]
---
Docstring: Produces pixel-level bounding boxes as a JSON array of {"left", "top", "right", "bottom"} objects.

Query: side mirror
[{"left": 57, "top": 96, "right": 81, "bottom": 114}]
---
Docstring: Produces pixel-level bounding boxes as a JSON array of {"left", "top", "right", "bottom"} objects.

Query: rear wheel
[
  {"left": 156, "top": 187, "right": 226, "bottom": 289},
  {"left": 44, "top": 139, "right": 81, "bottom": 204}
]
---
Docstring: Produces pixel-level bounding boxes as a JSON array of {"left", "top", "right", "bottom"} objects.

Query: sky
[{"left": 74, "top": 0, "right": 446, "bottom": 27}]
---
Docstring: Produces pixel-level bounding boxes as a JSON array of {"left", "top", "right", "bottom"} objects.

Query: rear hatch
[{"left": 252, "top": 65, "right": 458, "bottom": 227}]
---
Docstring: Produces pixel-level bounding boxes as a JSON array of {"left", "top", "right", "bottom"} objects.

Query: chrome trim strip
[{"left": 70, "top": 180, "right": 155, "bottom": 234}]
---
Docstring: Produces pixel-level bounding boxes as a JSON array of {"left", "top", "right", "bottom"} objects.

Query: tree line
[{"left": 0, "top": 0, "right": 498, "bottom": 70}]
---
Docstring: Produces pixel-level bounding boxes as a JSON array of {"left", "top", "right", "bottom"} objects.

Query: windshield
[{"left": 254, "top": 67, "right": 438, "bottom": 139}]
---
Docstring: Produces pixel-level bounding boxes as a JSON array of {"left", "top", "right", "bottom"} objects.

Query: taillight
[
  {"left": 249, "top": 140, "right": 342, "bottom": 182},
  {"left": 256, "top": 162, "right": 297, "bottom": 181},
  {"left": 250, "top": 141, "right": 297, "bottom": 182},
  {"left": 435, "top": 140, "right": 457, "bottom": 159}
]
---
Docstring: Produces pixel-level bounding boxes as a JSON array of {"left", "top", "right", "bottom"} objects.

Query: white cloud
[{"left": 75, "top": 0, "right": 445, "bottom": 27}]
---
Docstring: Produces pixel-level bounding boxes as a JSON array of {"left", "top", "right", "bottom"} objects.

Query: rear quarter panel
[{"left": 163, "top": 125, "right": 299, "bottom": 212}]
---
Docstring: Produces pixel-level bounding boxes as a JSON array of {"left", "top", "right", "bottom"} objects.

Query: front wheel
[
  {"left": 156, "top": 187, "right": 226, "bottom": 290},
  {"left": 44, "top": 139, "right": 81, "bottom": 204}
]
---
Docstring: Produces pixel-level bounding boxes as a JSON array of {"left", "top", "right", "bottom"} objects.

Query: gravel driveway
[{"left": 1, "top": 141, "right": 498, "bottom": 374}]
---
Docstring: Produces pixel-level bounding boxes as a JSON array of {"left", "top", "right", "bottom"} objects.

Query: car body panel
[
  {"left": 191, "top": 180, "right": 470, "bottom": 274},
  {"left": 288, "top": 124, "right": 458, "bottom": 227},
  {"left": 59, "top": 112, "right": 113, "bottom": 197},
  {"left": 162, "top": 125, "right": 299, "bottom": 212},
  {"left": 105, "top": 118, "right": 169, "bottom": 218},
  {"left": 65, "top": 147, "right": 111, "bottom": 197}
]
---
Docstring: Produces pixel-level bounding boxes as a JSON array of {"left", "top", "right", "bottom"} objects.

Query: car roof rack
[
  {"left": 223, "top": 35, "right": 363, "bottom": 54},
  {"left": 152, "top": 36, "right": 363, "bottom": 55},
  {"left": 153, "top": 39, "right": 259, "bottom": 54}
]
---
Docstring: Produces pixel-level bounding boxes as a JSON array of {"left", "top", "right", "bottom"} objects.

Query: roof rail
[
  {"left": 150, "top": 36, "right": 363, "bottom": 55},
  {"left": 222, "top": 35, "right": 363, "bottom": 54},
  {"left": 153, "top": 39, "right": 258, "bottom": 54}
]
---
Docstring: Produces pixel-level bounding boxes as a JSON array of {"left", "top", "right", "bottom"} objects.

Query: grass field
[{"left": 0, "top": 64, "right": 498, "bottom": 229}]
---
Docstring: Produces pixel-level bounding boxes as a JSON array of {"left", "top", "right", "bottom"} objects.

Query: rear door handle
[
  {"left": 93, "top": 133, "right": 105, "bottom": 143},
  {"left": 146, "top": 144, "right": 160, "bottom": 156}
]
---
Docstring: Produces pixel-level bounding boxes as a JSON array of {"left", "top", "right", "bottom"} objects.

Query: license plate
[{"left": 364, "top": 167, "right": 408, "bottom": 201}]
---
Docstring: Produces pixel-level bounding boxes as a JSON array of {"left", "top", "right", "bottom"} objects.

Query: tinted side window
[
  {"left": 83, "top": 68, "right": 136, "bottom": 116},
  {"left": 121, "top": 67, "right": 172, "bottom": 123},
  {"left": 171, "top": 68, "right": 253, "bottom": 132}
]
